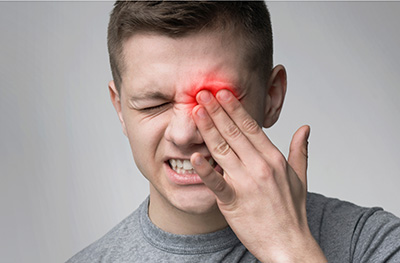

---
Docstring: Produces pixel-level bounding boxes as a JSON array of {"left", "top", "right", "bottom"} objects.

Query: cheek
[
  {"left": 127, "top": 120, "right": 167, "bottom": 178},
  {"left": 125, "top": 116, "right": 166, "bottom": 152}
]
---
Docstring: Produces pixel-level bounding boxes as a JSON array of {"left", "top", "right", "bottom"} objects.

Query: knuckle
[
  {"left": 254, "top": 162, "right": 273, "bottom": 180},
  {"left": 242, "top": 117, "right": 260, "bottom": 134},
  {"left": 225, "top": 123, "right": 241, "bottom": 139},
  {"left": 201, "top": 117, "right": 216, "bottom": 132},
  {"left": 260, "top": 163, "right": 272, "bottom": 176},
  {"left": 213, "top": 178, "right": 226, "bottom": 193},
  {"left": 271, "top": 152, "right": 287, "bottom": 168},
  {"left": 214, "top": 140, "right": 231, "bottom": 156}
]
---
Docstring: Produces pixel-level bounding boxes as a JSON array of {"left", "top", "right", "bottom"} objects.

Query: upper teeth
[{"left": 169, "top": 158, "right": 215, "bottom": 172}]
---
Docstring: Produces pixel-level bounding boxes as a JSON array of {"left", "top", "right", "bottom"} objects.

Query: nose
[{"left": 165, "top": 106, "right": 203, "bottom": 147}]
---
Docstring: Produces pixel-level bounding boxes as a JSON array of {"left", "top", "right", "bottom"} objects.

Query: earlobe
[
  {"left": 108, "top": 80, "right": 127, "bottom": 136},
  {"left": 263, "top": 65, "right": 287, "bottom": 128}
]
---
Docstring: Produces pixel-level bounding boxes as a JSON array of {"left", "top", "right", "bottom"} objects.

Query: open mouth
[{"left": 167, "top": 157, "right": 217, "bottom": 174}]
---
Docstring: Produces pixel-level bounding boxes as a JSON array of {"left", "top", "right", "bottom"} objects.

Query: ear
[
  {"left": 108, "top": 80, "right": 127, "bottom": 137},
  {"left": 263, "top": 65, "right": 287, "bottom": 128}
]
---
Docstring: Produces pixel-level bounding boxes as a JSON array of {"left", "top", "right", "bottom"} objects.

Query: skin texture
[{"left": 109, "top": 30, "right": 327, "bottom": 262}]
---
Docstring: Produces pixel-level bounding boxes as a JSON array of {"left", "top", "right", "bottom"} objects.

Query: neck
[{"left": 148, "top": 185, "right": 228, "bottom": 235}]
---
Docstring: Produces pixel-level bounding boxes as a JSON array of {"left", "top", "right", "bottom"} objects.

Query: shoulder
[
  {"left": 306, "top": 192, "right": 378, "bottom": 227},
  {"left": 66, "top": 200, "right": 145, "bottom": 263},
  {"left": 306, "top": 192, "right": 400, "bottom": 262}
]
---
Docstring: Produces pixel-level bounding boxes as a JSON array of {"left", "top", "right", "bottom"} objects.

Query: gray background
[{"left": 1, "top": 2, "right": 399, "bottom": 262}]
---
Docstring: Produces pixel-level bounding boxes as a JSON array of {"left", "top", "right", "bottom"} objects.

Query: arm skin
[{"left": 190, "top": 89, "right": 327, "bottom": 263}]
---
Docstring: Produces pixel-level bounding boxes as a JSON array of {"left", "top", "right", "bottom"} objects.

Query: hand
[{"left": 191, "top": 89, "right": 326, "bottom": 262}]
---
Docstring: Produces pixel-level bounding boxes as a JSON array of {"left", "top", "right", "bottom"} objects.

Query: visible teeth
[
  {"left": 183, "top": 160, "right": 193, "bottom": 170},
  {"left": 177, "top": 159, "right": 183, "bottom": 168},
  {"left": 169, "top": 157, "right": 216, "bottom": 174}
]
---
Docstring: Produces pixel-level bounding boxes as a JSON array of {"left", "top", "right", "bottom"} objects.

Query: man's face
[{"left": 114, "top": 30, "right": 268, "bottom": 215}]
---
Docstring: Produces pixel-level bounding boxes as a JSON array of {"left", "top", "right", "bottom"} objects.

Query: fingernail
[
  {"left": 217, "top": 90, "right": 231, "bottom": 102},
  {"left": 196, "top": 107, "right": 207, "bottom": 119},
  {"left": 199, "top": 91, "right": 211, "bottom": 103},
  {"left": 193, "top": 155, "right": 203, "bottom": 166}
]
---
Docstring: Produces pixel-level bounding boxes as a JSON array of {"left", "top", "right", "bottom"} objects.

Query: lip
[
  {"left": 164, "top": 160, "right": 223, "bottom": 186},
  {"left": 164, "top": 162, "right": 204, "bottom": 185}
]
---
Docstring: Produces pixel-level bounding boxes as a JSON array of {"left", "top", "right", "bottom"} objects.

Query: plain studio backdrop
[{"left": 1, "top": 1, "right": 399, "bottom": 263}]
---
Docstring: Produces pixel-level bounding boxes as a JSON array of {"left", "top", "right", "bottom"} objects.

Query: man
[{"left": 68, "top": 1, "right": 400, "bottom": 262}]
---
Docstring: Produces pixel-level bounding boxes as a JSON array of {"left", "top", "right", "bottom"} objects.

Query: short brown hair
[{"left": 107, "top": 1, "right": 273, "bottom": 94}]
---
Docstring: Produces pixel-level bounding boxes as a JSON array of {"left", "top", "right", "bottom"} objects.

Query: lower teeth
[{"left": 174, "top": 168, "right": 194, "bottom": 174}]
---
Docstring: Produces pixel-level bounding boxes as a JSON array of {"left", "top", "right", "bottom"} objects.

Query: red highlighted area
[
  {"left": 186, "top": 75, "right": 239, "bottom": 112},
  {"left": 195, "top": 85, "right": 235, "bottom": 98},
  {"left": 190, "top": 79, "right": 238, "bottom": 104}
]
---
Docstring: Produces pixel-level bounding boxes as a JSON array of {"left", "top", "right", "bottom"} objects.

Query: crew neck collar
[{"left": 139, "top": 197, "right": 241, "bottom": 255}]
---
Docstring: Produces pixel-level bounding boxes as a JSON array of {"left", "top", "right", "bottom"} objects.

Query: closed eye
[{"left": 140, "top": 102, "right": 170, "bottom": 112}]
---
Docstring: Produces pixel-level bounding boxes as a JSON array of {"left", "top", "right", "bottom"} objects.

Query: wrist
[{"left": 255, "top": 231, "right": 327, "bottom": 263}]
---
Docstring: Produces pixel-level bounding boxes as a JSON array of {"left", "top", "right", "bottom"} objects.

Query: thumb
[{"left": 288, "top": 125, "right": 310, "bottom": 188}]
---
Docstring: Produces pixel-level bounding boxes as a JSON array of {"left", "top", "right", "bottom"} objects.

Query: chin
[{"left": 169, "top": 185, "right": 220, "bottom": 215}]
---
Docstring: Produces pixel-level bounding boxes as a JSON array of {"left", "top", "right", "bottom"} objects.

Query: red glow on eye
[
  {"left": 185, "top": 75, "right": 240, "bottom": 114},
  {"left": 193, "top": 85, "right": 238, "bottom": 109},
  {"left": 197, "top": 85, "right": 236, "bottom": 97},
  {"left": 190, "top": 75, "right": 238, "bottom": 104}
]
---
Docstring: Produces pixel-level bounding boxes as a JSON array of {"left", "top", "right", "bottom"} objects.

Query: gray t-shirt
[{"left": 67, "top": 192, "right": 400, "bottom": 262}]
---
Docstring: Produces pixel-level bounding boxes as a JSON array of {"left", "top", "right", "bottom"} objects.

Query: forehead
[{"left": 120, "top": 31, "right": 259, "bottom": 99}]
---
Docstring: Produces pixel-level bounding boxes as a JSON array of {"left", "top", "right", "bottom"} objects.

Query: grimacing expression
[{"left": 110, "top": 30, "right": 269, "bottom": 214}]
